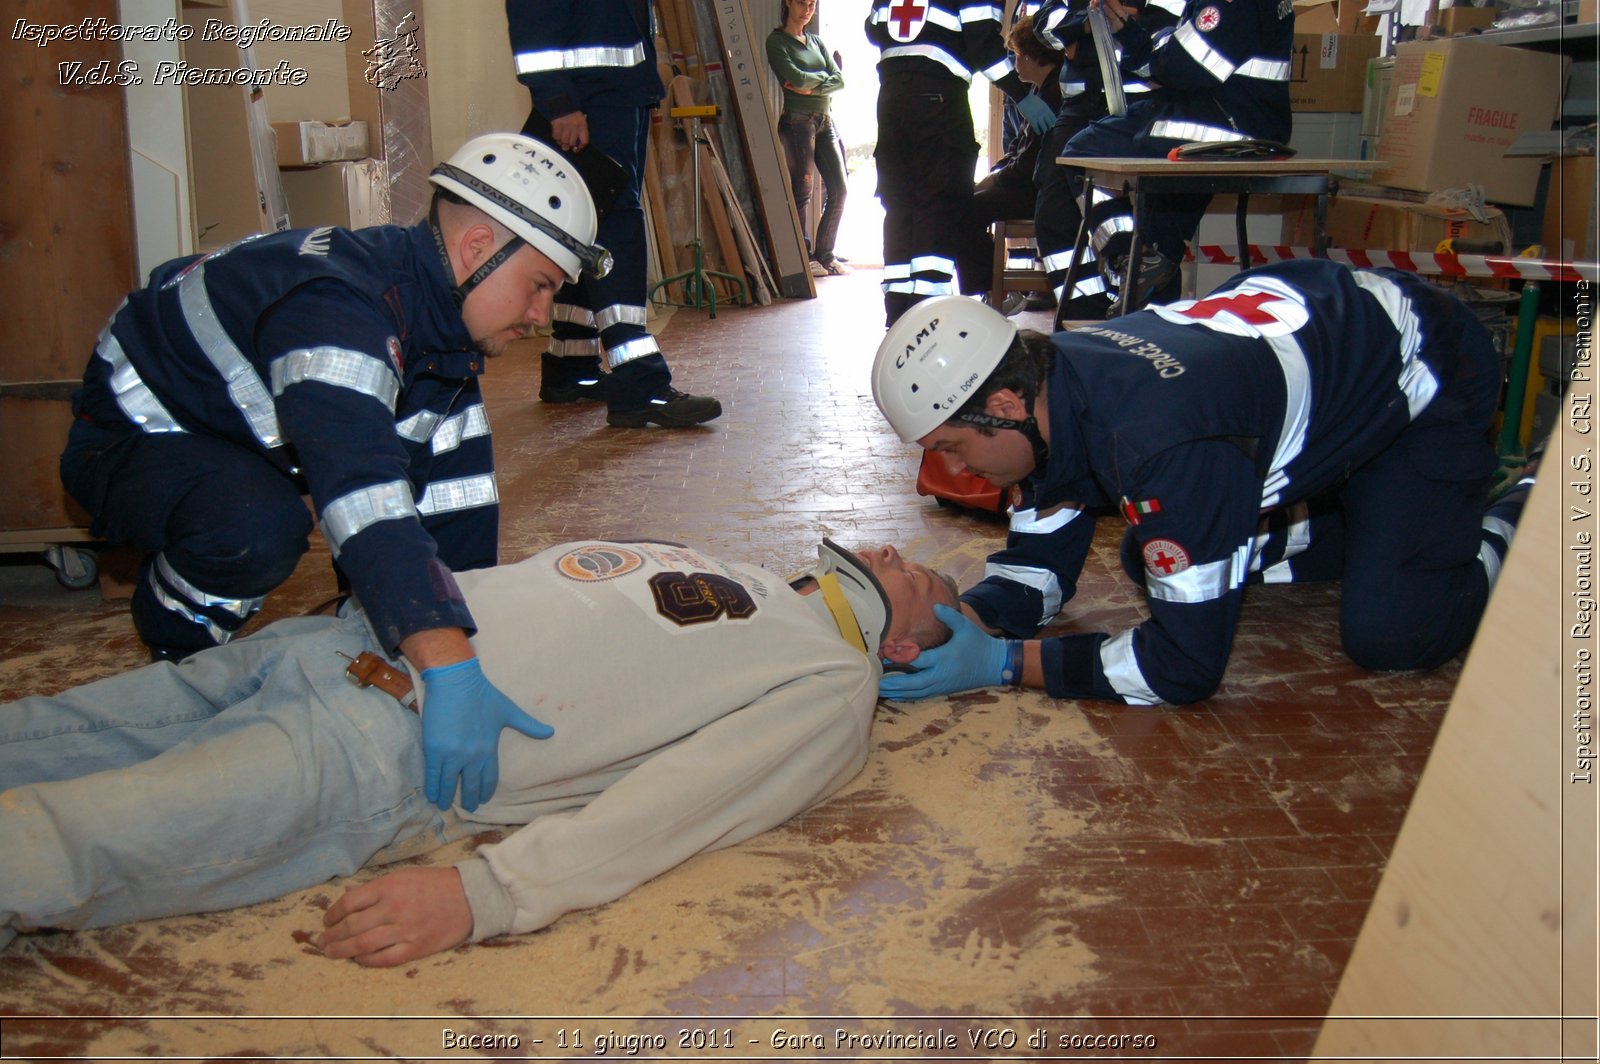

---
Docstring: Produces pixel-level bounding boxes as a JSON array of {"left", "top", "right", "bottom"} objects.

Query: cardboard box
[
  {"left": 1293, "top": 0, "right": 1360, "bottom": 34},
  {"left": 1541, "top": 154, "right": 1598, "bottom": 263},
  {"left": 1290, "top": 110, "right": 1364, "bottom": 157},
  {"left": 1361, "top": 56, "right": 1396, "bottom": 137},
  {"left": 1580, "top": 0, "right": 1597, "bottom": 23},
  {"left": 1435, "top": 5, "right": 1497, "bottom": 34},
  {"left": 273, "top": 120, "right": 371, "bottom": 167},
  {"left": 1290, "top": 33, "right": 1384, "bottom": 112},
  {"left": 1285, "top": 193, "right": 1514, "bottom": 253},
  {"left": 280, "top": 159, "right": 386, "bottom": 229},
  {"left": 1374, "top": 38, "right": 1571, "bottom": 206}
]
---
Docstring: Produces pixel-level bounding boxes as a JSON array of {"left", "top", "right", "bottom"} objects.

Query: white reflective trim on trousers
[
  {"left": 1038, "top": 8, "right": 1070, "bottom": 48},
  {"left": 148, "top": 568, "right": 236, "bottom": 646},
  {"left": 1146, "top": 543, "right": 1251, "bottom": 604},
  {"left": 883, "top": 262, "right": 912, "bottom": 281},
  {"left": 595, "top": 303, "right": 649, "bottom": 331},
  {"left": 513, "top": 43, "right": 647, "bottom": 74},
  {"left": 880, "top": 44, "right": 972, "bottom": 81},
  {"left": 1252, "top": 501, "right": 1312, "bottom": 584},
  {"left": 1351, "top": 271, "right": 1439, "bottom": 420},
  {"left": 1090, "top": 215, "right": 1134, "bottom": 254},
  {"left": 606, "top": 334, "right": 661, "bottom": 368},
  {"left": 1043, "top": 247, "right": 1093, "bottom": 274},
  {"left": 1148, "top": 119, "right": 1248, "bottom": 142},
  {"left": 424, "top": 403, "right": 491, "bottom": 455},
  {"left": 1069, "top": 272, "right": 1109, "bottom": 299},
  {"left": 156, "top": 553, "right": 262, "bottom": 620},
  {"left": 1260, "top": 331, "right": 1312, "bottom": 510},
  {"left": 1099, "top": 629, "right": 1162, "bottom": 705},
  {"left": 1479, "top": 514, "right": 1514, "bottom": 587},
  {"left": 909, "top": 254, "right": 958, "bottom": 275},
  {"left": 550, "top": 337, "right": 604, "bottom": 358},
  {"left": 886, "top": 276, "right": 959, "bottom": 296},
  {"left": 1173, "top": 22, "right": 1235, "bottom": 82},
  {"left": 395, "top": 409, "right": 442, "bottom": 444},
  {"left": 1062, "top": 81, "right": 1089, "bottom": 97},
  {"left": 322, "top": 480, "right": 416, "bottom": 557},
  {"left": 1235, "top": 57, "right": 1291, "bottom": 81},
  {"left": 269, "top": 347, "right": 399, "bottom": 410},
  {"left": 178, "top": 262, "right": 282, "bottom": 448},
  {"left": 553, "top": 304, "right": 597, "bottom": 328},
  {"left": 982, "top": 561, "right": 1064, "bottom": 624},
  {"left": 416, "top": 473, "right": 499, "bottom": 516},
  {"left": 95, "top": 311, "right": 186, "bottom": 433}
]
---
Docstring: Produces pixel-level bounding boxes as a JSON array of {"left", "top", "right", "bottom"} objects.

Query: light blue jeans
[{"left": 0, "top": 611, "right": 455, "bottom": 948}]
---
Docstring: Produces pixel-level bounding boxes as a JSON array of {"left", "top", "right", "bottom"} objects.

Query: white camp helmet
[
  {"left": 428, "top": 133, "right": 609, "bottom": 284},
  {"left": 870, "top": 296, "right": 1019, "bottom": 443},
  {"left": 795, "top": 538, "right": 892, "bottom": 656}
]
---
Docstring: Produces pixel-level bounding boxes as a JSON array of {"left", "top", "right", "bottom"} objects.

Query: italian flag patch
[{"left": 1121, "top": 497, "right": 1161, "bottom": 525}]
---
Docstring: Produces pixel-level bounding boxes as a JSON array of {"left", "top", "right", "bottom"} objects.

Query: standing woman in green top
[{"left": 766, "top": 0, "right": 851, "bottom": 276}]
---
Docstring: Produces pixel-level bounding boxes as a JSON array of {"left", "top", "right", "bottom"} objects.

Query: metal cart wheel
[{"left": 43, "top": 545, "right": 98, "bottom": 590}]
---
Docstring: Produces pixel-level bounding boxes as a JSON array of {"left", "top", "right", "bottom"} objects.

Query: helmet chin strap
[
  {"left": 428, "top": 197, "right": 527, "bottom": 309},
  {"left": 956, "top": 394, "right": 1050, "bottom": 470}
]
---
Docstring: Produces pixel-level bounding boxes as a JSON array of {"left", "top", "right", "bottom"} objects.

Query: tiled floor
[{"left": 0, "top": 269, "right": 1459, "bottom": 1059}]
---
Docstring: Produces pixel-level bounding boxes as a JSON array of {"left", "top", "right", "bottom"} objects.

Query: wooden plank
[
  {"left": 1314, "top": 389, "right": 1598, "bottom": 1061},
  {"left": 642, "top": 141, "right": 682, "bottom": 302},
  {"left": 704, "top": 0, "right": 816, "bottom": 299},
  {"left": 703, "top": 135, "right": 775, "bottom": 305}
]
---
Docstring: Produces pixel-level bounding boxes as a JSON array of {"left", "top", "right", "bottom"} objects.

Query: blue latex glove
[
  {"left": 879, "top": 603, "right": 1014, "bottom": 701},
  {"left": 1016, "top": 91, "right": 1056, "bottom": 136},
  {"left": 419, "top": 658, "right": 554, "bottom": 812}
]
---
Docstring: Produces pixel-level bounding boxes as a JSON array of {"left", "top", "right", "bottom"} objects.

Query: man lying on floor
[{"left": 1, "top": 538, "right": 958, "bottom": 966}]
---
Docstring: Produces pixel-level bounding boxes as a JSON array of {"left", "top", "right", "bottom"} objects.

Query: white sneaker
[{"left": 809, "top": 259, "right": 828, "bottom": 277}]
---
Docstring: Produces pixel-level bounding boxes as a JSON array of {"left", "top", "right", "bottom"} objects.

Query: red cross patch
[
  {"left": 886, "top": 0, "right": 928, "bottom": 41},
  {"left": 1195, "top": 6, "right": 1222, "bottom": 30},
  {"left": 1142, "top": 538, "right": 1191, "bottom": 578}
]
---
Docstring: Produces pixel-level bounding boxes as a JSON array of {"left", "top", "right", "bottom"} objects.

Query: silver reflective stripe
[
  {"left": 1478, "top": 514, "right": 1514, "bottom": 587},
  {"left": 1091, "top": 215, "right": 1134, "bottom": 253},
  {"left": 909, "top": 277, "right": 957, "bottom": 295},
  {"left": 1260, "top": 331, "right": 1312, "bottom": 509},
  {"left": 1149, "top": 119, "right": 1247, "bottom": 142},
  {"left": 427, "top": 403, "right": 491, "bottom": 455},
  {"left": 550, "top": 337, "right": 605, "bottom": 358},
  {"left": 95, "top": 318, "right": 186, "bottom": 434},
  {"left": 1099, "top": 629, "right": 1162, "bottom": 705},
  {"left": 513, "top": 43, "right": 646, "bottom": 74},
  {"left": 1352, "top": 271, "right": 1438, "bottom": 420},
  {"left": 977, "top": 55, "right": 1013, "bottom": 82},
  {"left": 882, "top": 262, "right": 912, "bottom": 281},
  {"left": 909, "top": 254, "right": 958, "bottom": 275},
  {"left": 149, "top": 572, "right": 234, "bottom": 645},
  {"left": 395, "top": 409, "right": 443, "bottom": 443},
  {"left": 983, "top": 561, "right": 1063, "bottom": 624},
  {"left": 1254, "top": 501, "right": 1312, "bottom": 583},
  {"left": 595, "top": 303, "right": 649, "bottom": 331},
  {"left": 1236, "top": 57, "right": 1290, "bottom": 80},
  {"left": 881, "top": 44, "right": 971, "bottom": 81},
  {"left": 1149, "top": 0, "right": 1186, "bottom": 14},
  {"left": 1147, "top": 544, "right": 1250, "bottom": 604},
  {"left": 156, "top": 553, "right": 261, "bottom": 619},
  {"left": 960, "top": 3, "right": 1003, "bottom": 24},
  {"left": 1174, "top": 22, "right": 1235, "bottom": 82},
  {"left": 606, "top": 334, "right": 661, "bottom": 368},
  {"left": 553, "top": 304, "right": 597, "bottom": 328},
  {"left": 322, "top": 480, "right": 416, "bottom": 557},
  {"left": 1010, "top": 504, "right": 1082, "bottom": 535},
  {"left": 269, "top": 347, "right": 399, "bottom": 411},
  {"left": 178, "top": 262, "right": 282, "bottom": 448},
  {"left": 1061, "top": 80, "right": 1089, "bottom": 97},
  {"left": 416, "top": 473, "right": 499, "bottom": 516},
  {"left": 1043, "top": 247, "right": 1085, "bottom": 273},
  {"left": 1069, "top": 272, "right": 1109, "bottom": 298}
]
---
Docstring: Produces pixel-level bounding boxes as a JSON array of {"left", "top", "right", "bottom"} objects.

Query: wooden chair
[{"left": 984, "top": 218, "right": 1053, "bottom": 309}]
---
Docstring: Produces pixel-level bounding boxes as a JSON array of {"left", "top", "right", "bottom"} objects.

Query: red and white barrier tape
[{"left": 1191, "top": 244, "right": 1599, "bottom": 283}]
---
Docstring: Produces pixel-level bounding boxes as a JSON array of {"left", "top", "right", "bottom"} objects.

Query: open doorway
[{"left": 813, "top": 5, "right": 994, "bottom": 268}]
